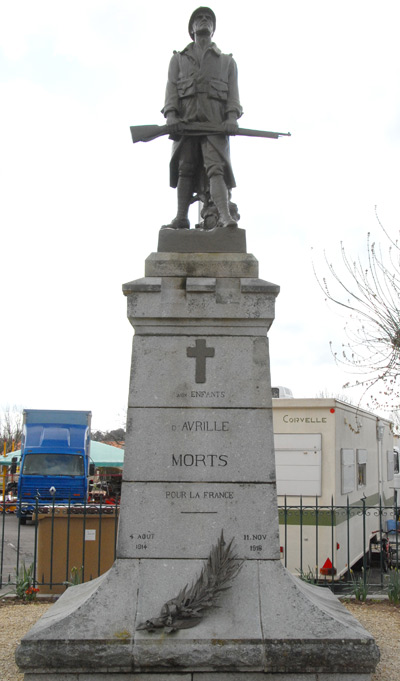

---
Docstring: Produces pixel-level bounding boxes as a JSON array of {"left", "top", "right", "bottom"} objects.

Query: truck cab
[{"left": 18, "top": 409, "right": 92, "bottom": 520}]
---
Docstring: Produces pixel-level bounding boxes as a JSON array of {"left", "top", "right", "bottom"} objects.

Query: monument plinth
[{"left": 16, "top": 238, "right": 379, "bottom": 681}]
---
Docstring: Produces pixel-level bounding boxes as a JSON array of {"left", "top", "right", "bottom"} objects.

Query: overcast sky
[{"left": 1, "top": 0, "right": 399, "bottom": 430}]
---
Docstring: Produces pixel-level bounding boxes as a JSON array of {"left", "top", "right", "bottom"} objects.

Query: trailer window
[
  {"left": 394, "top": 450, "right": 399, "bottom": 475},
  {"left": 357, "top": 449, "right": 367, "bottom": 488},
  {"left": 22, "top": 454, "right": 85, "bottom": 476},
  {"left": 387, "top": 450, "right": 394, "bottom": 481},
  {"left": 341, "top": 449, "right": 355, "bottom": 494}
]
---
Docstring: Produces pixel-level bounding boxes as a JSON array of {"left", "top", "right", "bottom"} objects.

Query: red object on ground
[{"left": 320, "top": 558, "right": 337, "bottom": 576}]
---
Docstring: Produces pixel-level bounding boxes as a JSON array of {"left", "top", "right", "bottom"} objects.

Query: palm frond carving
[{"left": 136, "top": 531, "right": 243, "bottom": 633}]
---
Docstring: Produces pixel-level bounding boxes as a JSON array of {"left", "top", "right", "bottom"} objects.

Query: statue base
[
  {"left": 16, "top": 558, "right": 378, "bottom": 680},
  {"left": 158, "top": 225, "right": 246, "bottom": 253},
  {"left": 16, "top": 247, "right": 379, "bottom": 681}
]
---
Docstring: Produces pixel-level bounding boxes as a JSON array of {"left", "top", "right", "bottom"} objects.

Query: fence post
[
  {"left": 97, "top": 496, "right": 103, "bottom": 577},
  {"left": 362, "top": 495, "right": 367, "bottom": 590},
  {"left": 283, "top": 495, "right": 288, "bottom": 568},
  {"left": 81, "top": 497, "right": 87, "bottom": 583},
  {"left": 331, "top": 496, "right": 335, "bottom": 585},
  {"left": 299, "top": 496, "right": 303, "bottom": 575},
  {"left": 379, "top": 495, "right": 384, "bottom": 588},
  {"left": 49, "top": 495, "right": 56, "bottom": 589},
  {"left": 315, "top": 495, "right": 319, "bottom": 582},
  {"left": 395, "top": 494, "right": 399, "bottom": 568},
  {"left": 0, "top": 483, "right": 6, "bottom": 589},
  {"left": 114, "top": 496, "right": 120, "bottom": 561},
  {"left": 346, "top": 496, "right": 351, "bottom": 581},
  {"left": 65, "top": 495, "right": 71, "bottom": 584},
  {"left": 16, "top": 498, "right": 22, "bottom": 577},
  {"left": 33, "top": 495, "right": 39, "bottom": 587}
]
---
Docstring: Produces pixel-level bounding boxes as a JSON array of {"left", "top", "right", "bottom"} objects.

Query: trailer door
[{"left": 275, "top": 433, "right": 322, "bottom": 496}]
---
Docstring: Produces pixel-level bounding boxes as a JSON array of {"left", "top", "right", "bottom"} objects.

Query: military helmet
[{"left": 188, "top": 7, "right": 216, "bottom": 40}]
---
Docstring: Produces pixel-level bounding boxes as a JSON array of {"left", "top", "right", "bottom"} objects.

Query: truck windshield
[{"left": 22, "top": 454, "right": 85, "bottom": 476}]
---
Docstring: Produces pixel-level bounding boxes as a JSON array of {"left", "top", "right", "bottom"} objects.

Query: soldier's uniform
[
  {"left": 163, "top": 41, "right": 242, "bottom": 193},
  {"left": 162, "top": 6, "right": 242, "bottom": 230}
]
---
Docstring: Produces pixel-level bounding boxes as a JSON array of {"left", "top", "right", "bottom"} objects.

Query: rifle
[{"left": 130, "top": 122, "right": 291, "bottom": 144}]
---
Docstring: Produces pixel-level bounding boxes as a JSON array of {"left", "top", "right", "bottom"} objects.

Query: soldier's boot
[
  {"left": 209, "top": 175, "right": 238, "bottom": 228},
  {"left": 161, "top": 176, "right": 193, "bottom": 230}
]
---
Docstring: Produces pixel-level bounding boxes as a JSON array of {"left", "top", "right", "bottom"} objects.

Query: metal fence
[
  {"left": 1, "top": 496, "right": 399, "bottom": 596},
  {"left": 0, "top": 497, "right": 120, "bottom": 593},
  {"left": 278, "top": 496, "right": 400, "bottom": 593}
]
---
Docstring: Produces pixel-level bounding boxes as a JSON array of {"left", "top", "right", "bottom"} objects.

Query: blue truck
[{"left": 17, "top": 409, "right": 93, "bottom": 521}]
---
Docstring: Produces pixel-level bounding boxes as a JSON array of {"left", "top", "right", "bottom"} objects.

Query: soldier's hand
[
  {"left": 166, "top": 115, "right": 184, "bottom": 134},
  {"left": 223, "top": 118, "right": 239, "bottom": 135}
]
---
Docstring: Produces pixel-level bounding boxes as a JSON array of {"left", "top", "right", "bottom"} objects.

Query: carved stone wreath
[{"left": 136, "top": 531, "right": 243, "bottom": 633}]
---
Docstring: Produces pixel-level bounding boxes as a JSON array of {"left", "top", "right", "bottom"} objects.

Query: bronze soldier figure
[{"left": 162, "top": 7, "right": 243, "bottom": 230}]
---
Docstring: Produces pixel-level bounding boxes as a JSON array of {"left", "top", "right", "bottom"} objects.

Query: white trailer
[{"left": 272, "top": 398, "right": 395, "bottom": 579}]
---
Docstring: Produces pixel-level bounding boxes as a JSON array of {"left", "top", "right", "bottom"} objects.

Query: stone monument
[{"left": 16, "top": 7, "right": 379, "bottom": 681}]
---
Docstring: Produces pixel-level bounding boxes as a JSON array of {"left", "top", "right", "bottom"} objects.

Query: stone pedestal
[{"left": 16, "top": 242, "right": 379, "bottom": 680}]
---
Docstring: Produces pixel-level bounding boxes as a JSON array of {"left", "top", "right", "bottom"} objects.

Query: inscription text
[
  {"left": 178, "top": 420, "right": 229, "bottom": 432},
  {"left": 172, "top": 453, "right": 228, "bottom": 467}
]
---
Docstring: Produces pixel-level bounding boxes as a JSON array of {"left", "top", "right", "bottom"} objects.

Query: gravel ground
[
  {"left": 0, "top": 601, "right": 52, "bottom": 681},
  {"left": 344, "top": 600, "right": 400, "bottom": 681},
  {"left": 0, "top": 600, "right": 399, "bottom": 680}
]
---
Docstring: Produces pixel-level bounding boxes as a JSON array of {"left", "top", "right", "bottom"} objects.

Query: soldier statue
[{"left": 162, "top": 7, "right": 243, "bottom": 231}]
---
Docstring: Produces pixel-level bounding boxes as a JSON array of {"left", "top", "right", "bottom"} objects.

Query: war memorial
[{"left": 16, "top": 7, "right": 379, "bottom": 681}]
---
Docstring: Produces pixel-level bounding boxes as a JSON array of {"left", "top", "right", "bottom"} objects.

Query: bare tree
[
  {"left": 0, "top": 405, "right": 23, "bottom": 453},
  {"left": 315, "top": 389, "right": 353, "bottom": 404},
  {"left": 388, "top": 411, "right": 400, "bottom": 437},
  {"left": 91, "top": 428, "right": 125, "bottom": 445},
  {"left": 315, "top": 209, "right": 400, "bottom": 412}
]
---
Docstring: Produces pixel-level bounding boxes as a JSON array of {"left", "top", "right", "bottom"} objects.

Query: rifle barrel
[{"left": 130, "top": 123, "right": 291, "bottom": 144}]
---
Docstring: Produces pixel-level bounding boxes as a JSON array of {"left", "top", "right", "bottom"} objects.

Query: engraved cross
[{"left": 186, "top": 339, "right": 215, "bottom": 384}]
